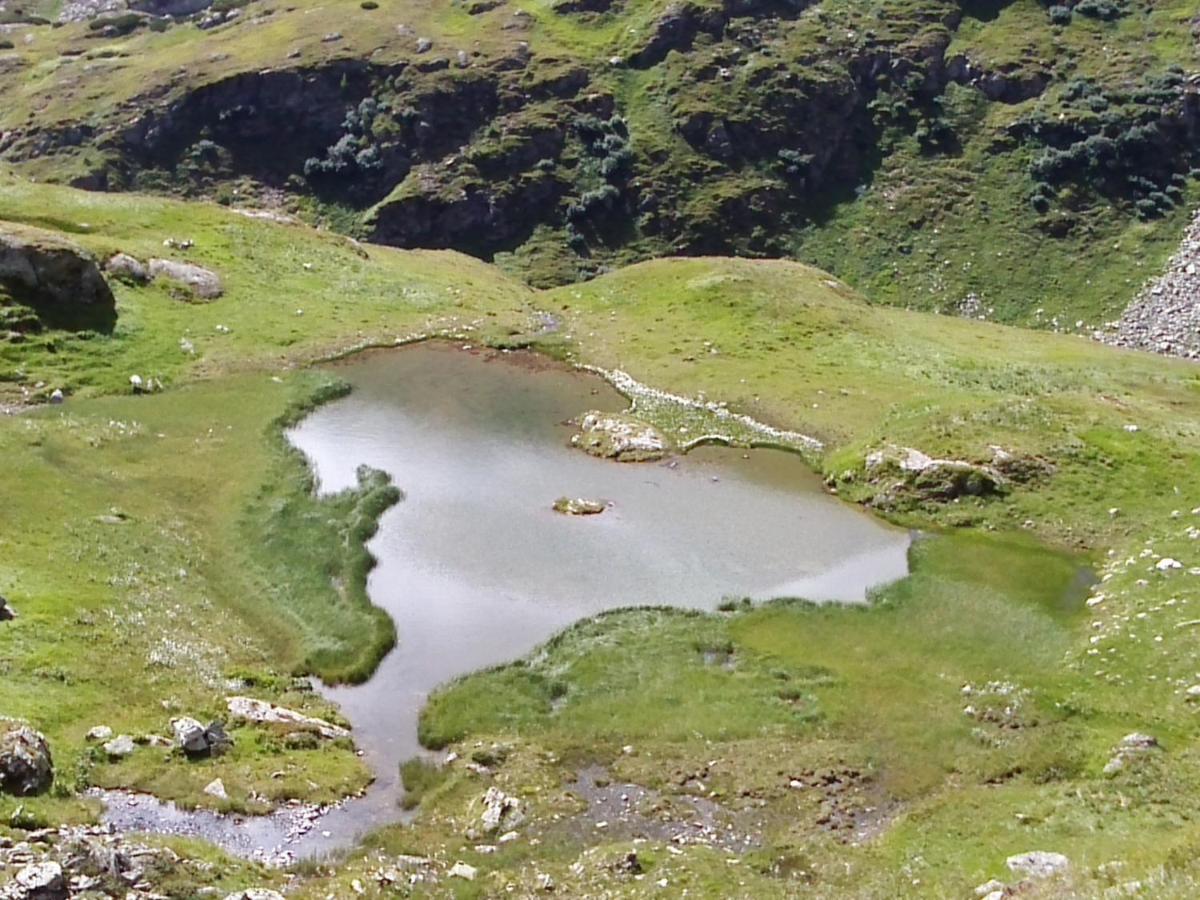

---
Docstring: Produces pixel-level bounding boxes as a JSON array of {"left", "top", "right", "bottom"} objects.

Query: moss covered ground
[{"left": 1, "top": 174, "right": 1199, "bottom": 896}]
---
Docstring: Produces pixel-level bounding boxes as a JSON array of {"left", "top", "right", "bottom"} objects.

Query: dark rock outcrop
[
  {"left": 0, "top": 724, "right": 54, "bottom": 796},
  {"left": 0, "top": 227, "right": 117, "bottom": 333},
  {"left": 366, "top": 166, "right": 563, "bottom": 255}
]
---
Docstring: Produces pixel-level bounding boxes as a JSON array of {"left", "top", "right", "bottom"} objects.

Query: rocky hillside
[{"left": 0, "top": 0, "right": 1197, "bottom": 324}]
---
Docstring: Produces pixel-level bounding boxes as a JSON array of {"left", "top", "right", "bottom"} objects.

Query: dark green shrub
[{"left": 1047, "top": 4, "right": 1072, "bottom": 24}]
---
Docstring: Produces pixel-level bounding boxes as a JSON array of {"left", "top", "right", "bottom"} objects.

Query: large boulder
[
  {"left": 170, "top": 716, "right": 234, "bottom": 757},
  {"left": 0, "top": 226, "right": 117, "bottom": 332},
  {"left": 0, "top": 724, "right": 54, "bottom": 796},
  {"left": 147, "top": 258, "right": 223, "bottom": 300},
  {"left": 12, "top": 861, "right": 67, "bottom": 899}
]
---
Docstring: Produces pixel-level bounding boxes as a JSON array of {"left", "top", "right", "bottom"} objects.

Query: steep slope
[{"left": 0, "top": 0, "right": 1196, "bottom": 325}]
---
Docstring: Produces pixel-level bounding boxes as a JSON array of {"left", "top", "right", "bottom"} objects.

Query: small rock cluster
[
  {"left": 0, "top": 824, "right": 217, "bottom": 899},
  {"left": 961, "top": 680, "right": 1034, "bottom": 734},
  {"left": 552, "top": 496, "right": 607, "bottom": 516},
  {"left": 1102, "top": 207, "right": 1200, "bottom": 359},
  {"left": 570, "top": 412, "right": 667, "bottom": 462},
  {"left": 1103, "top": 732, "right": 1160, "bottom": 776},
  {"left": 479, "top": 787, "right": 524, "bottom": 835},
  {"left": 971, "top": 851, "right": 1071, "bottom": 899}
]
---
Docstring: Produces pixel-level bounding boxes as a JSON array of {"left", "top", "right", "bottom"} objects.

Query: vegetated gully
[{"left": 103, "top": 341, "right": 912, "bottom": 860}]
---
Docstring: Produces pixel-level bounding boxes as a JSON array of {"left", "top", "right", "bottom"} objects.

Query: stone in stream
[
  {"left": 0, "top": 724, "right": 54, "bottom": 796},
  {"left": 570, "top": 411, "right": 667, "bottom": 462},
  {"left": 552, "top": 496, "right": 606, "bottom": 516}
]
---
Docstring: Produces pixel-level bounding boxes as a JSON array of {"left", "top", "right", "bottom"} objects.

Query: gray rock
[
  {"left": 224, "top": 891, "right": 286, "bottom": 900},
  {"left": 0, "top": 228, "right": 116, "bottom": 331},
  {"left": 147, "top": 258, "right": 223, "bottom": 300},
  {"left": 0, "top": 725, "right": 54, "bottom": 796},
  {"left": 0, "top": 595, "right": 15, "bottom": 621},
  {"left": 1104, "top": 732, "right": 1160, "bottom": 775},
  {"left": 864, "top": 445, "right": 1005, "bottom": 501},
  {"left": 105, "top": 252, "right": 149, "bottom": 284},
  {"left": 85, "top": 725, "right": 113, "bottom": 742},
  {"left": 1006, "top": 850, "right": 1069, "bottom": 879},
  {"left": 203, "top": 777, "right": 228, "bottom": 800},
  {"left": 480, "top": 786, "right": 523, "bottom": 833},
  {"left": 129, "top": 0, "right": 213, "bottom": 16},
  {"left": 13, "top": 860, "right": 66, "bottom": 899},
  {"left": 226, "top": 696, "right": 348, "bottom": 739},
  {"left": 448, "top": 861, "right": 477, "bottom": 880},
  {"left": 103, "top": 735, "right": 136, "bottom": 759},
  {"left": 170, "top": 717, "right": 210, "bottom": 756},
  {"left": 204, "top": 720, "right": 233, "bottom": 755}
]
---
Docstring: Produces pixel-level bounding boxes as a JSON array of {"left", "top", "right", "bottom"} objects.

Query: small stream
[{"left": 101, "top": 343, "right": 912, "bottom": 861}]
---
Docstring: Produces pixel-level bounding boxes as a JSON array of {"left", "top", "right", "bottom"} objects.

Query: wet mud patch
[
  {"left": 783, "top": 766, "right": 897, "bottom": 845},
  {"left": 542, "top": 765, "right": 762, "bottom": 854}
]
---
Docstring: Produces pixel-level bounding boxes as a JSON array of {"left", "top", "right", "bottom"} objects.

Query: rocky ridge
[{"left": 0, "top": 823, "right": 282, "bottom": 899}]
